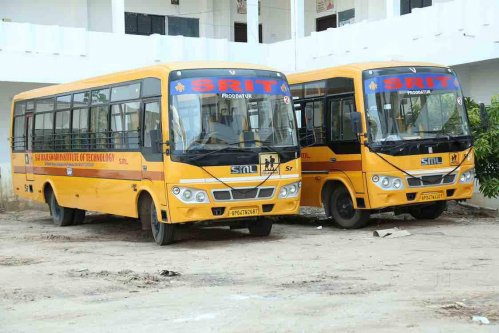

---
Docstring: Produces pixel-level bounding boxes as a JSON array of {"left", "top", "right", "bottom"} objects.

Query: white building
[{"left": 0, "top": 0, "right": 498, "bottom": 196}]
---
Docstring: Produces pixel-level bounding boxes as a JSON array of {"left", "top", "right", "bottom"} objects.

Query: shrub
[{"left": 465, "top": 95, "right": 499, "bottom": 198}]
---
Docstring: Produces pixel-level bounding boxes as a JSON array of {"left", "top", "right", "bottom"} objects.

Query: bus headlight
[
  {"left": 195, "top": 192, "right": 206, "bottom": 203},
  {"left": 279, "top": 181, "right": 301, "bottom": 199},
  {"left": 372, "top": 175, "right": 405, "bottom": 190},
  {"left": 459, "top": 168, "right": 474, "bottom": 183},
  {"left": 171, "top": 186, "right": 210, "bottom": 204}
]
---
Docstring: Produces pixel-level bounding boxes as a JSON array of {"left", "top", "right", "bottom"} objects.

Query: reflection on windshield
[
  {"left": 170, "top": 79, "right": 297, "bottom": 152},
  {"left": 364, "top": 72, "right": 470, "bottom": 142}
]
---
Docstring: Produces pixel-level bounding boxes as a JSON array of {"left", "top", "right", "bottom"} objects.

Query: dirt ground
[{"left": 0, "top": 203, "right": 498, "bottom": 332}]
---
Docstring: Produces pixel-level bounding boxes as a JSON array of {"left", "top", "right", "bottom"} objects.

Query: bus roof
[
  {"left": 14, "top": 61, "right": 277, "bottom": 101},
  {"left": 288, "top": 61, "right": 445, "bottom": 83}
]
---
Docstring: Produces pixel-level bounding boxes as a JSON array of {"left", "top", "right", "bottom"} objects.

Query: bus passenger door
[
  {"left": 326, "top": 95, "right": 363, "bottom": 193},
  {"left": 141, "top": 100, "right": 166, "bottom": 199},
  {"left": 25, "top": 113, "right": 34, "bottom": 181}
]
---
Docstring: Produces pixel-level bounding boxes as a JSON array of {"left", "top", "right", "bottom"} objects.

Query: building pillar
[
  {"left": 386, "top": 0, "right": 401, "bottom": 18},
  {"left": 290, "top": 0, "right": 305, "bottom": 39},
  {"left": 111, "top": 0, "right": 125, "bottom": 34},
  {"left": 246, "top": 0, "right": 259, "bottom": 43}
]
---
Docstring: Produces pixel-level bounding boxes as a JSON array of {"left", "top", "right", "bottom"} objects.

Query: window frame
[{"left": 13, "top": 78, "right": 161, "bottom": 153}]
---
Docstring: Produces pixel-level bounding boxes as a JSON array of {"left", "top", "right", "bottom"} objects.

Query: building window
[
  {"left": 125, "top": 12, "right": 166, "bottom": 36},
  {"left": 316, "top": 14, "right": 336, "bottom": 32},
  {"left": 338, "top": 9, "right": 355, "bottom": 27},
  {"left": 401, "top": 0, "right": 432, "bottom": 15},
  {"left": 234, "top": 23, "right": 262, "bottom": 43},
  {"left": 168, "top": 16, "right": 199, "bottom": 37}
]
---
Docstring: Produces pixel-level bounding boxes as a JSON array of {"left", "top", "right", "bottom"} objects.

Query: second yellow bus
[{"left": 289, "top": 62, "right": 474, "bottom": 228}]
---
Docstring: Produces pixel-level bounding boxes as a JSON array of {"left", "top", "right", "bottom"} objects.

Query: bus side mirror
[
  {"left": 351, "top": 111, "right": 363, "bottom": 135},
  {"left": 479, "top": 103, "right": 489, "bottom": 130}
]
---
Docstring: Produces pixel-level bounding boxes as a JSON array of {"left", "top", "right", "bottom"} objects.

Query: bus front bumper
[
  {"left": 165, "top": 183, "right": 301, "bottom": 223},
  {"left": 365, "top": 174, "right": 474, "bottom": 210}
]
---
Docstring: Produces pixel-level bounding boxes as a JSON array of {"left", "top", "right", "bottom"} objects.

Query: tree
[{"left": 465, "top": 95, "right": 499, "bottom": 198}]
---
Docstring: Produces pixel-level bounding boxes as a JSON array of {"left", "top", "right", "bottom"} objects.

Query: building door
[
  {"left": 234, "top": 22, "right": 263, "bottom": 43},
  {"left": 25, "top": 113, "right": 34, "bottom": 181},
  {"left": 316, "top": 14, "right": 337, "bottom": 32}
]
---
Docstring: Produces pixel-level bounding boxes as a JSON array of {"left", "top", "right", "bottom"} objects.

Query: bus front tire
[
  {"left": 409, "top": 201, "right": 446, "bottom": 220},
  {"left": 248, "top": 217, "right": 273, "bottom": 236},
  {"left": 330, "top": 187, "right": 369, "bottom": 229},
  {"left": 48, "top": 191, "right": 74, "bottom": 227},
  {"left": 139, "top": 196, "right": 175, "bottom": 246}
]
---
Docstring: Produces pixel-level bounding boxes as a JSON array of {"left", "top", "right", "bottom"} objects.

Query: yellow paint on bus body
[
  {"left": 289, "top": 61, "right": 474, "bottom": 211},
  {"left": 11, "top": 62, "right": 301, "bottom": 224}
]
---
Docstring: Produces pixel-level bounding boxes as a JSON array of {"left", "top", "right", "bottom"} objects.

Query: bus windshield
[
  {"left": 170, "top": 76, "right": 297, "bottom": 153},
  {"left": 363, "top": 69, "right": 471, "bottom": 143}
]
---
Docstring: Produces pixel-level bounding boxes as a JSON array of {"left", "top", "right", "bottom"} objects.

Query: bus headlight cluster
[
  {"left": 171, "top": 186, "right": 210, "bottom": 204},
  {"left": 371, "top": 175, "right": 405, "bottom": 190},
  {"left": 459, "top": 168, "right": 474, "bottom": 183},
  {"left": 279, "top": 181, "right": 301, "bottom": 199}
]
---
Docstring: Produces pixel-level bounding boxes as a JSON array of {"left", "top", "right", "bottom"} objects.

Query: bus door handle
[{"left": 329, "top": 158, "right": 336, "bottom": 163}]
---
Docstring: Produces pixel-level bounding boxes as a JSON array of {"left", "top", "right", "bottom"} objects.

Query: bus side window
[
  {"left": 12, "top": 102, "right": 26, "bottom": 152},
  {"left": 34, "top": 112, "right": 53, "bottom": 151},
  {"left": 330, "top": 97, "right": 356, "bottom": 141},
  {"left": 342, "top": 98, "right": 356, "bottom": 140},
  {"left": 303, "top": 100, "right": 325, "bottom": 145},
  {"left": 90, "top": 106, "right": 109, "bottom": 150},
  {"left": 111, "top": 102, "right": 140, "bottom": 150},
  {"left": 143, "top": 101, "right": 161, "bottom": 151},
  {"left": 72, "top": 108, "right": 89, "bottom": 150},
  {"left": 54, "top": 110, "right": 71, "bottom": 151},
  {"left": 330, "top": 99, "right": 341, "bottom": 141}
]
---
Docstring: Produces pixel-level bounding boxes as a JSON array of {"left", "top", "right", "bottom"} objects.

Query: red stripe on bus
[{"left": 29, "top": 167, "right": 164, "bottom": 181}]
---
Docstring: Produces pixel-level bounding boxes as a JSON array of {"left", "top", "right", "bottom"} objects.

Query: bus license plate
[
  {"left": 228, "top": 208, "right": 259, "bottom": 218},
  {"left": 420, "top": 192, "right": 444, "bottom": 201}
]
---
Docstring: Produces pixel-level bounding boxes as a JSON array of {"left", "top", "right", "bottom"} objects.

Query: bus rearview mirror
[{"left": 351, "top": 111, "right": 363, "bottom": 135}]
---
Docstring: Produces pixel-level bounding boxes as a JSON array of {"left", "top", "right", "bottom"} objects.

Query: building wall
[
  {"left": 453, "top": 59, "right": 499, "bottom": 104},
  {"left": 0, "top": 0, "right": 88, "bottom": 28},
  {"left": 229, "top": 0, "right": 291, "bottom": 43},
  {"left": 87, "top": 0, "right": 113, "bottom": 32}
]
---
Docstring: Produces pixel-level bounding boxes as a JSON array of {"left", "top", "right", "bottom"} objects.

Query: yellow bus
[
  {"left": 288, "top": 62, "right": 474, "bottom": 228},
  {"left": 10, "top": 62, "right": 301, "bottom": 245}
]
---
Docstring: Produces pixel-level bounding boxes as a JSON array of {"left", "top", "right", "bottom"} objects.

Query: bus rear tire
[
  {"left": 48, "top": 191, "right": 74, "bottom": 227},
  {"left": 248, "top": 217, "right": 273, "bottom": 236},
  {"left": 409, "top": 201, "right": 446, "bottom": 220},
  {"left": 330, "top": 187, "right": 369, "bottom": 229},
  {"left": 73, "top": 209, "right": 86, "bottom": 225},
  {"left": 139, "top": 195, "right": 175, "bottom": 246}
]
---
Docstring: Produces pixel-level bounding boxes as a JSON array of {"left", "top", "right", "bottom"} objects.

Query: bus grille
[
  {"left": 212, "top": 187, "right": 275, "bottom": 201},
  {"left": 406, "top": 174, "right": 456, "bottom": 187}
]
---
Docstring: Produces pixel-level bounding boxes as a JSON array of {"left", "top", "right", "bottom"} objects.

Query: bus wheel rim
[{"left": 337, "top": 193, "right": 355, "bottom": 219}]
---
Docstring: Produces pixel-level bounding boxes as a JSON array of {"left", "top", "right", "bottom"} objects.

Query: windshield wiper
[
  {"left": 185, "top": 139, "right": 288, "bottom": 164},
  {"left": 414, "top": 130, "right": 452, "bottom": 140},
  {"left": 185, "top": 146, "right": 249, "bottom": 163}
]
